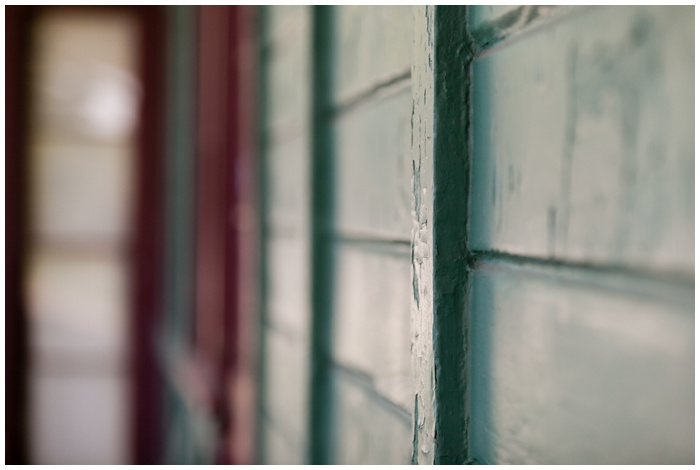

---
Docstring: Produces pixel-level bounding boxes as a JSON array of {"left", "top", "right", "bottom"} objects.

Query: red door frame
[
  {"left": 192, "top": 8, "right": 233, "bottom": 463},
  {"left": 227, "top": 6, "right": 260, "bottom": 464},
  {"left": 193, "top": 6, "right": 259, "bottom": 464}
]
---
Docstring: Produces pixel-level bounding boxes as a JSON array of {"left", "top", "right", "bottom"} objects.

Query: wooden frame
[{"left": 411, "top": 6, "right": 472, "bottom": 464}]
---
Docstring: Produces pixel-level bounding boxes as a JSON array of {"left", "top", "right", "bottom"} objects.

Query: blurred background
[
  {"left": 8, "top": 6, "right": 259, "bottom": 464},
  {"left": 6, "top": 5, "right": 694, "bottom": 465}
]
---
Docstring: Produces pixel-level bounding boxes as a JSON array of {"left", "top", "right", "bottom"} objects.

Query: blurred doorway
[
  {"left": 24, "top": 8, "right": 141, "bottom": 464},
  {"left": 26, "top": 9, "right": 140, "bottom": 464}
]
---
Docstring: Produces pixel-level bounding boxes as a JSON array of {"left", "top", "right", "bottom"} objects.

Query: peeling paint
[{"left": 411, "top": 5, "right": 473, "bottom": 465}]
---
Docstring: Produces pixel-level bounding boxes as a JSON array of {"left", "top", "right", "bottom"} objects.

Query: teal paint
[
  {"left": 161, "top": 4, "right": 196, "bottom": 355},
  {"left": 430, "top": 6, "right": 474, "bottom": 465},
  {"left": 468, "top": 6, "right": 580, "bottom": 53},
  {"left": 411, "top": 394, "right": 419, "bottom": 464},
  {"left": 469, "top": 6, "right": 694, "bottom": 273},
  {"left": 308, "top": 5, "right": 336, "bottom": 464},
  {"left": 160, "top": 5, "right": 201, "bottom": 465},
  {"left": 466, "top": 5, "right": 694, "bottom": 464},
  {"left": 257, "top": 7, "right": 414, "bottom": 464},
  {"left": 410, "top": 5, "right": 475, "bottom": 464},
  {"left": 257, "top": 6, "right": 693, "bottom": 464},
  {"left": 468, "top": 263, "right": 694, "bottom": 464}
]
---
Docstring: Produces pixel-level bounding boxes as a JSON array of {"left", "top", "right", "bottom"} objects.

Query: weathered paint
[
  {"left": 465, "top": 5, "right": 694, "bottom": 465},
  {"left": 262, "top": 327, "right": 310, "bottom": 453},
  {"left": 257, "top": 5, "right": 313, "bottom": 464},
  {"left": 263, "top": 6, "right": 311, "bottom": 132},
  {"left": 469, "top": 261, "right": 694, "bottom": 464},
  {"left": 410, "top": 7, "right": 435, "bottom": 464},
  {"left": 332, "top": 6, "right": 413, "bottom": 104},
  {"left": 468, "top": 6, "right": 578, "bottom": 53},
  {"left": 331, "top": 243, "right": 412, "bottom": 412},
  {"left": 410, "top": 5, "right": 473, "bottom": 465},
  {"left": 264, "top": 33, "right": 311, "bottom": 136},
  {"left": 265, "top": 5, "right": 308, "bottom": 47},
  {"left": 330, "top": 369, "right": 413, "bottom": 464},
  {"left": 306, "top": 5, "right": 416, "bottom": 465},
  {"left": 334, "top": 87, "right": 413, "bottom": 240},
  {"left": 266, "top": 136, "right": 310, "bottom": 231},
  {"left": 265, "top": 236, "right": 311, "bottom": 338},
  {"left": 470, "top": 6, "right": 694, "bottom": 274},
  {"left": 258, "top": 5, "right": 694, "bottom": 465}
]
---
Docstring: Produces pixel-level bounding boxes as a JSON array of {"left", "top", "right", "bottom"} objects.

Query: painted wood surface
[
  {"left": 330, "top": 370, "right": 412, "bottom": 464},
  {"left": 411, "top": 6, "right": 474, "bottom": 465},
  {"left": 468, "top": 6, "right": 577, "bottom": 52},
  {"left": 264, "top": 39, "right": 310, "bottom": 138},
  {"left": 265, "top": 235, "right": 311, "bottom": 337},
  {"left": 263, "top": 6, "right": 311, "bottom": 138},
  {"left": 258, "top": 5, "right": 313, "bottom": 464},
  {"left": 331, "top": 6, "right": 412, "bottom": 104},
  {"left": 470, "top": 6, "right": 694, "bottom": 274},
  {"left": 469, "top": 263, "right": 694, "bottom": 464},
  {"left": 260, "top": 5, "right": 694, "bottom": 465},
  {"left": 334, "top": 87, "right": 413, "bottom": 240},
  {"left": 227, "top": 7, "right": 261, "bottom": 464},
  {"left": 259, "top": 5, "right": 415, "bottom": 464},
  {"left": 464, "top": 5, "right": 694, "bottom": 464},
  {"left": 266, "top": 136, "right": 309, "bottom": 229},
  {"left": 410, "top": 7, "right": 437, "bottom": 465},
  {"left": 259, "top": 418, "right": 304, "bottom": 464},
  {"left": 319, "top": 5, "right": 415, "bottom": 464},
  {"left": 262, "top": 328, "right": 310, "bottom": 454},
  {"left": 331, "top": 243, "right": 412, "bottom": 412}
]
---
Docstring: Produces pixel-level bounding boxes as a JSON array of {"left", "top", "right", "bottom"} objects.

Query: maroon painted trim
[
  {"left": 130, "top": 6, "right": 167, "bottom": 465},
  {"left": 193, "top": 6, "right": 235, "bottom": 462},
  {"left": 192, "top": 7, "right": 261, "bottom": 463},
  {"left": 222, "top": 6, "right": 241, "bottom": 464},
  {"left": 221, "top": 5, "right": 239, "bottom": 463},
  {"left": 227, "top": 6, "right": 261, "bottom": 465},
  {"left": 6, "top": 6, "right": 34, "bottom": 464},
  {"left": 176, "top": 6, "right": 260, "bottom": 463}
]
